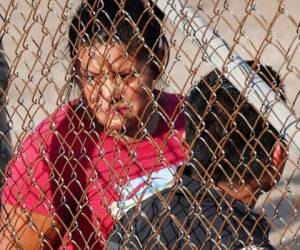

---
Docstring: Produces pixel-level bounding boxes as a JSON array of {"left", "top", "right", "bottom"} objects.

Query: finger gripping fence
[{"left": 0, "top": 0, "right": 300, "bottom": 249}]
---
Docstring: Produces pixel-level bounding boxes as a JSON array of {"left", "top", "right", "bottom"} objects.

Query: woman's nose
[
  {"left": 90, "top": 83, "right": 101, "bottom": 103},
  {"left": 101, "top": 74, "right": 124, "bottom": 103}
]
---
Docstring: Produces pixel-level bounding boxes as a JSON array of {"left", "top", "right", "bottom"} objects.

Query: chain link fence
[{"left": 0, "top": 0, "right": 300, "bottom": 249}]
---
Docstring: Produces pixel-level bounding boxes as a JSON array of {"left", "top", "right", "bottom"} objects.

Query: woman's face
[{"left": 77, "top": 42, "right": 155, "bottom": 133}]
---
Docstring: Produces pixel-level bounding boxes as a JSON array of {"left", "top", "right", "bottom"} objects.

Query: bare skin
[
  {"left": 216, "top": 142, "right": 285, "bottom": 208},
  {"left": 77, "top": 42, "right": 160, "bottom": 140},
  {"left": 0, "top": 204, "right": 64, "bottom": 249}
]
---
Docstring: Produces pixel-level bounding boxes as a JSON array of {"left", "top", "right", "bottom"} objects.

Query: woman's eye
[
  {"left": 118, "top": 71, "right": 140, "bottom": 79},
  {"left": 133, "top": 70, "right": 141, "bottom": 78},
  {"left": 86, "top": 74, "right": 96, "bottom": 85},
  {"left": 118, "top": 73, "right": 129, "bottom": 79}
]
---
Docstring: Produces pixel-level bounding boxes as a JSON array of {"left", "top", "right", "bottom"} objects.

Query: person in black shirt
[
  {"left": 0, "top": 39, "right": 11, "bottom": 185},
  {"left": 107, "top": 61, "right": 287, "bottom": 249}
]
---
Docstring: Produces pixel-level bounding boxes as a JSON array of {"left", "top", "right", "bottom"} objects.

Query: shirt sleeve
[
  {"left": 107, "top": 194, "right": 161, "bottom": 249},
  {"left": 107, "top": 187, "right": 208, "bottom": 249},
  {"left": 107, "top": 190, "right": 175, "bottom": 250},
  {"left": 2, "top": 118, "right": 74, "bottom": 217}
]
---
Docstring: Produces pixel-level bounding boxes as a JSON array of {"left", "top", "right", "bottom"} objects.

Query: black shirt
[
  {"left": 107, "top": 173, "right": 274, "bottom": 250},
  {"left": 0, "top": 41, "right": 11, "bottom": 178}
]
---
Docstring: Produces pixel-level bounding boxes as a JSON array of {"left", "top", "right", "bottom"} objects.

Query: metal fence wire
[{"left": 0, "top": 0, "right": 300, "bottom": 249}]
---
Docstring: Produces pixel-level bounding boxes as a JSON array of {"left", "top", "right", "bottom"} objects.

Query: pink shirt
[{"left": 2, "top": 91, "right": 186, "bottom": 249}]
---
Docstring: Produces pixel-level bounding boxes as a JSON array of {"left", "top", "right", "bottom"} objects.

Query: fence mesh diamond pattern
[{"left": 0, "top": 0, "right": 300, "bottom": 249}]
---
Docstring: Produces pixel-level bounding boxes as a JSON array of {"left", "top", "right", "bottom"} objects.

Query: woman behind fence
[{"left": 0, "top": 0, "right": 186, "bottom": 249}]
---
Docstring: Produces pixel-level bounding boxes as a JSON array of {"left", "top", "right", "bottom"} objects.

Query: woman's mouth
[
  {"left": 114, "top": 104, "right": 129, "bottom": 116},
  {"left": 104, "top": 102, "right": 129, "bottom": 116},
  {"left": 98, "top": 97, "right": 128, "bottom": 113}
]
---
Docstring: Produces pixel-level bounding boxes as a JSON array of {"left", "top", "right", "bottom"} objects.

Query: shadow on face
[{"left": 76, "top": 41, "right": 156, "bottom": 134}]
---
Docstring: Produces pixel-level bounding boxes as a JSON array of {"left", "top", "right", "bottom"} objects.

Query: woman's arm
[{"left": 0, "top": 203, "right": 64, "bottom": 250}]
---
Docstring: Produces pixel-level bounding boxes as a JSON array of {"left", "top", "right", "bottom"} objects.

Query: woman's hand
[{"left": 0, "top": 203, "right": 63, "bottom": 250}]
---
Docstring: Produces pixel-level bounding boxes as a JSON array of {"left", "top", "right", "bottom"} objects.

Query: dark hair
[
  {"left": 68, "top": 0, "right": 169, "bottom": 76},
  {"left": 185, "top": 61, "right": 285, "bottom": 185}
]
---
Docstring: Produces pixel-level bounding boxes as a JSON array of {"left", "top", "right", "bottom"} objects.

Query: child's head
[
  {"left": 185, "top": 61, "right": 286, "bottom": 192},
  {"left": 68, "top": 0, "right": 168, "bottom": 132}
]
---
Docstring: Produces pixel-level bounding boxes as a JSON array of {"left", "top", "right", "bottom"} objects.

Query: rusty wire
[{"left": 0, "top": 0, "right": 300, "bottom": 249}]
